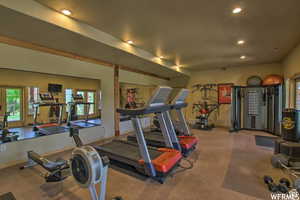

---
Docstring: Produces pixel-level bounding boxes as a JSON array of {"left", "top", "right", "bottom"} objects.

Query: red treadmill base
[
  {"left": 37, "top": 123, "right": 59, "bottom": 128},
  {"left": 139, "top": 148, "right": 182, "bottom": 173},
  {"left": 179, "top": 136, "right": 198, "bottom": 150}
]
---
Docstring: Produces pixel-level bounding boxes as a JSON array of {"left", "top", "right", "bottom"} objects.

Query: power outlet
[{"left": 0, "top": 144, "right": 7, "bottom": 152}]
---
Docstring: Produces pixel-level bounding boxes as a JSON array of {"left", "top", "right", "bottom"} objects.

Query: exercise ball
[
  {"left": 247, "top": 76, "right": 262, "bottom": 86},
  {"left": 262, "top": 74, "right": 283, "bottom": 86}
]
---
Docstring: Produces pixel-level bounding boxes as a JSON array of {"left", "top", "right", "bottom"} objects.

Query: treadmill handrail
[
  {"left": 146, "top": 86, "right": 173, "bottom": 108},
  {"left": 171, "top": 88, "right": 189, "bottom": 105},
  {"left": 69, "top": 102, "right": 94, "bottom": 105},
  {"left": 171, "top": 103, "right": 188, "bottom": 109},
  {"left": 117, "top": 105, "right": 171, "bottom": 116},
  {"left": 34, "top": 102, "right": 66, "bottom": 107}
]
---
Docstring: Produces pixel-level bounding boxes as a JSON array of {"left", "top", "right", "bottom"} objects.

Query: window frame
[
  {"left": 0, "top": 86, "right": 24, "bottom": 127},
  {"left": 27, "top": 87, "right": 40, "bottom": 116},
  {"left": 75, "top": 89, "right": 97, "bottom": 117},
  {"left": 295, "top": 78, "right": 300, "bottom": 110}
]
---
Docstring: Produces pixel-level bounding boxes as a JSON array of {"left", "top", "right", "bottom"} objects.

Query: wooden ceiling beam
[{"left": 0, "top": 35, "right": 170, "bottom": 81}]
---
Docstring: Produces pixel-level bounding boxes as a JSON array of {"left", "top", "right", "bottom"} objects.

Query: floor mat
[
  {"left": 222, "top": 135, "right": 272, "bottom": 199},
  {"left": 255, "top": 135, "right": 276, "bottom": 148}
]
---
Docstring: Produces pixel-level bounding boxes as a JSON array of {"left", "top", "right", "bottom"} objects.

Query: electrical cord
[{"left": 170, "top": 157, "right": 194, "bottom": 177}]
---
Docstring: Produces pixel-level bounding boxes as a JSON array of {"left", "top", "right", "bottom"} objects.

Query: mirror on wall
[
  {"left": 119, "top": 82, "right": 156, "bottom": 109},
  {"left": 0, "top": 68, "right": 102, "bottom": 143},
  {"left": 119, "top": 82, "right": 156, "bottom": 121}
]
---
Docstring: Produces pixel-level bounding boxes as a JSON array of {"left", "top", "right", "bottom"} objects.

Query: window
[
  {"left": 65, "top": 89, "right": 73, "bottom": 104},
  {"left": 6, "top": 88, "right": 22, "bottom": 121},
  {"left": 87, "top": 91, "right": 95, "bottom": 115},
  {"left": 75, "top": 90, "right": 96, "bottom": 116},
  {"left": 296, "top": 80, "right": 300, "bottom": 110},
  {"left": 28, "top": 87, "right": 39, "bottom": 115},
  {"left": 76, "top": 91, "right": 85, "bottom": 116}
]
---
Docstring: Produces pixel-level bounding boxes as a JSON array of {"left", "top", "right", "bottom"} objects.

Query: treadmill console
[
  {"left": 147, "top": 86, "right": 173, "bottom": 108},
  {"left": 72, "top": 94, "right": 84, "bottom": 102},
  {"left": 40, "top": 93, "right": 54, "bottom": 101},
  {"left": 171, "top": 89, "right": 189, "bottom": 105}
]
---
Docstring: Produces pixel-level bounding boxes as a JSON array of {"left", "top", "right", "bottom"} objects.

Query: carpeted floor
[{"left": 0, "top": 128, "right": 287, "bottom": 200}]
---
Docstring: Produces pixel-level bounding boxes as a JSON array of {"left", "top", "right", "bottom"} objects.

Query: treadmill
[
  {"left": 94, "top": 86, "right": 182, "bottom": 183},
  {"left": 33, "top": 93, "right": 68, "bottom": 135},
  {"left": 67, "top": 94, "right": 98, "bottom": 128},
  {"left": 127, "top": 89, "right": 198, "bottom": 156}
]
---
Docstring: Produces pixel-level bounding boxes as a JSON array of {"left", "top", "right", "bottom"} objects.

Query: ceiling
[
  {"left": 0, "top": 5, "right": 185, "bottom": 79},
  {"left": 35, "top": 0, "right": 300, "bottom": 70}
]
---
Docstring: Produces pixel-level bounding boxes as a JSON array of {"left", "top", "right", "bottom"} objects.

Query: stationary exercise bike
[
  {"left": 20, "top": 128, "right": 123, "bottom": 200},
  {"left": 0, "top": 112, "right": 19, "bottom": 143}
]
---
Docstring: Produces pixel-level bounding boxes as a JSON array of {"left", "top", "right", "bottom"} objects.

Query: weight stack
[{"left": 282, "top": 109, "right": 300, "bottom": 142}]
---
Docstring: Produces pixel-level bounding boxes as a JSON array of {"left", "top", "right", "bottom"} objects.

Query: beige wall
[
  {"left": 0, "top": 42, "right": 174, "bottom": 167},
  {"left": 283, "top": 43, "right": 300, "bottom": 79},
  {"left": 186, "top": 63, "right": 283, "bottom": 127},
  {"left": 119, "top": 69, "right": 169, "bottom": 86},
  {"left": 0, "top": 42, "right": 171, "bottom": 137},
  {"left": 282, "top": 43, "right": 300, "bottom": 108}
]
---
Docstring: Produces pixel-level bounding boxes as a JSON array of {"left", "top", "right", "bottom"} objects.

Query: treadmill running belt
[
  {"left": 127, "top": 132, "right": 198, "bottom": 151},
  {"left": 94, "top": 140, "right": 182, "bottom": 173},
  {"left": 39, "top": 126, "right": 67, "bottom": 135},
  {"left": 95, "top": 140, "right": 162, "bottom": 161},
  {"left": 72, "top": 121, "right": 96, "bottom": 128}
]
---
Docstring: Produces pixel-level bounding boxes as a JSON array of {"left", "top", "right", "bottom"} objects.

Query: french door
[{"left": 0, "top": 87, "right": 24, "bottom": 127}]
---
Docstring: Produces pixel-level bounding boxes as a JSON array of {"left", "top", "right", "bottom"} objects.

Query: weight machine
[
  {"left": 230, "top": 85, "right": 283, "bottom": 135},
  {"left": 191, "top": 84, "right": 219, "bottom": 130},
  {"left": 125, "top": 88, "right": 138, "bottom": 109}
]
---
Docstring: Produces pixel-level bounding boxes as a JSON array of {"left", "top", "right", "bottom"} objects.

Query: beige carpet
[{"left": 0, "top": 128, "right": 286, "bottom": 200}]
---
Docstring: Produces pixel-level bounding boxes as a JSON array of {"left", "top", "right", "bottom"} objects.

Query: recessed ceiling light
[
  {"left": 61, "top": 9, "right": 72, "bottom": 16},
  {"left": 127, "top": 40, "right": 134, "bottom": 44},
  {"left": 237, "top": 40, "right": 245, "bottom": 45},
  {"left": 240, "top": 55, "right": 246, "bottom": 59},
  {"left": 232, "top": 7, "right": 242, "bottom": 14}
]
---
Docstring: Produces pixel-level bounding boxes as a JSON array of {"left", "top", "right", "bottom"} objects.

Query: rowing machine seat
[{"left": 27, "top": 151, "right": 66, "bottom": 172}]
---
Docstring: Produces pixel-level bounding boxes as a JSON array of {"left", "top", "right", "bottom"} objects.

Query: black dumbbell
[
  {"left": 264, "top": 175, "right": 278, "bottom": 192},
  {"left": 112, "top": 197, "right": 124, "bottom": 200},
  {"left": 294, "top": 178, "right": 300, "bottom": 194},
  {"left": 278, "top": 178, "right": 291, "bottom": 193}
]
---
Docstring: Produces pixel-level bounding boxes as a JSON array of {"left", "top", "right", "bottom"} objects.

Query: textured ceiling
[{"left": 35, "top": 0, "right": 300, "bottom": 70}]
